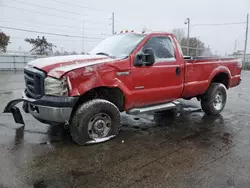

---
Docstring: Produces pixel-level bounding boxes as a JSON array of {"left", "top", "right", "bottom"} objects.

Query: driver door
[{"left": 131, "top": 35, "right": 184, "bottom": 107}]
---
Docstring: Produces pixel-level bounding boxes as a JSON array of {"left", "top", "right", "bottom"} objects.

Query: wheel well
[
  {"left": 211, "top": 73, "right": 229, "bottom": 88},
  {"left": 72, "top": 87, "right": 125, "bottom": 115}
]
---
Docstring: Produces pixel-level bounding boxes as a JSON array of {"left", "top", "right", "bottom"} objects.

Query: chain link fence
[{"left": 0, "top": 54, "right": 45, "bottom": 70}]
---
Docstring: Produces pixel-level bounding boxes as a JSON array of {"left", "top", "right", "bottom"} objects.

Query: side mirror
[{"left": 134, "top": 48, "right": 155, "bottom": 67}]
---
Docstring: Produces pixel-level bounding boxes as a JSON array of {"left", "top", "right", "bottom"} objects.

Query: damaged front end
[
  {"left": 3, "top": 64, "right": 80, "bottom": 126},
  {"left": 3, "top": 91, "right": 78, "bottom": 126},
  {"left": 3, "top": 92, "right": 117, "bottom": 145}
]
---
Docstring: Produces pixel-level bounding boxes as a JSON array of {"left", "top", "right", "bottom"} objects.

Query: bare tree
[
  {"left": 54, "top": 50, "right": 61, "bottom": 56},
  {"left": 203, "top": 46, "right": 213, "bottom": 56},
  {"left": 142, "top": 26, "right": 148, "bottom": 32},
  {"left": 63, "top": 51, "right": 69, "bottom": 56},
  {"left": 71, "top": 51, "right": 77, "bottom": 55},
  {"left": 181, "top": 37, "right": 205, "bottom": 56},
  {"left": 172, "top": 28, "right": 185, "bottom": 43}
]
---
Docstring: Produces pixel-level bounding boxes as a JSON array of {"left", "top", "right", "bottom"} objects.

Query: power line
[
  {"left": 191, "top": 22, "right": 247, "bottom": 27},
  {"left": 0, "top": 25, "right": 105, "bottom": 40},
  {"left": 0, "top": 20, "right": 110, "bottom": 34},
  {"left": 0, "top": 21, "right": 83, "bottom": 36},
  {"left": 0, "top": 20, "right": 80, "bottom": 31},
  {"left": 0, "top": 4, "right": 109, "bottom": 24},
  {"left": 0, "top": 20, "right": 110, "bottom": 32},
  {"left": 9, "top": 0, "right": 110, "bottom": 21},
  {"left": 51, "top": 0, "right": 111, "bottom": 13}
]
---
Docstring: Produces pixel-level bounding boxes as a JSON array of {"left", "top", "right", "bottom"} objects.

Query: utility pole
[
  {"left": 185, "top": 18, "right": 190, "bottom": 56},
  {"left": 196, "top": 37, "right": 200, "bottom": 57},
  {"left": 243, "top": 14, "right": 249, "bottom": 65},
  {"left": 234, "top": 39, "right": 238, "bottom": 53},
  {"left": 112, "top": 12, "right": 115, "bottom": 35},
  {"left": 82, "top": 20, "right": 84, "bottom": 53}
]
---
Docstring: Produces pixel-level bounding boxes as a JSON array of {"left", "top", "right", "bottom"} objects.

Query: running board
[{"left": 126, "top": 101, "right": 180, "bottom": 115}]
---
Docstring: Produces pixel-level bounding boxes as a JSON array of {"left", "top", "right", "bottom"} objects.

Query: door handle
[{"left": 176, "top": 67, "right": 181, "bottom": 76}]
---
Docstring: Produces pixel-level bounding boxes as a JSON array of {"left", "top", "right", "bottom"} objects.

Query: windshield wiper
[{"left": 96, "top": 52, "right": 115, "bottom": 58}]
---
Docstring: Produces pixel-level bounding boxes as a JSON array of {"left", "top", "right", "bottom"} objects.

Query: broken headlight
[{"left": 44, "top": 77, "right": 68, "bottom": 96}]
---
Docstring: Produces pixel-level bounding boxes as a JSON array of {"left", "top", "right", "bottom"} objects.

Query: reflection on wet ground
[{"left": 0, "top": 71, "right": 250, "bottom": 188}]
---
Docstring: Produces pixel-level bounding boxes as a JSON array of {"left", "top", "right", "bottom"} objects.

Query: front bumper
[{"left": 3, "top": 92, "right": 79, "bottom": 125}]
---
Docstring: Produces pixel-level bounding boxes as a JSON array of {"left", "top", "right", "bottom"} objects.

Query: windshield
[{"left": 89, "top": 34, "right": 145, "bottom": 58}]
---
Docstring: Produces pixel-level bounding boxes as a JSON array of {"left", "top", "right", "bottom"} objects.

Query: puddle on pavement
[
  {"left": 71, "top": 170, "right": 95, "bottom": 178},
  {"left": 11, "top": 101, "right": 235, "bottom": 188},
  {"left": 220, "top": 132, "right": 231, "bottom": 144},
  {"left": 3, "top": 123, "right": 72, "bottom": 148},
  {"left": 14, "top": 126, "right": 24, "bottom": 145},
  {"left": 33, "top": 179, "right": 48, "bottom": 188},
  {"left": 119, "top": 105, "right": 234, "bottom": 151},
  {"left": 1, "top": 100, "right": 234, "bottom": 149},
  {"left": 1, "top": 72, "right": 249, "bottom": 188}
]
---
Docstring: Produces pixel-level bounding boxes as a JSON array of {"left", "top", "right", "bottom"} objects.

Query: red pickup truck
[{"left": 4, "top": 31, "right": 242, "bottom": 145}]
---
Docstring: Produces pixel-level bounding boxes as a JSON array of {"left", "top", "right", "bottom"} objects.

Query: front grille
[{"left": 24, "top": 66, "right": 46, "bottom": 99}]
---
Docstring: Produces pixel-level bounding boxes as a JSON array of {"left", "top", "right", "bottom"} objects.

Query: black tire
[
  {"left": 70, "top": 99, "right": 120, "bottom": 146},
  {"left": 201, "top": 83, "right": 227, "bottom": 115}
]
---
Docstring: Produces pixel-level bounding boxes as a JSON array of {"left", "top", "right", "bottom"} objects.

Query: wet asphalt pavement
[{"left": 0, "top": 71, "right": 250, "bottom": 188}]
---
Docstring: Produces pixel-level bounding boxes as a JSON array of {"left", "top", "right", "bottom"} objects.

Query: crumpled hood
[{"left": 28, "top": 55, "right": 114, "bottom": 78}]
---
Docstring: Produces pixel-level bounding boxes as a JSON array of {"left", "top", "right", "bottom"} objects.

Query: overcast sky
[{"left": 0, "top": 0, "right": 249, "bottom": 55}]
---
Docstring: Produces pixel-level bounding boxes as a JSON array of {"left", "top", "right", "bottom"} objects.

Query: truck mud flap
[{"left": 3, "top": 99, "right": 25, "bottom": 125}]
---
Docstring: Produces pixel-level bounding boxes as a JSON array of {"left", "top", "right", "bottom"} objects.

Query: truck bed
[
  {"left": 182, "top": 57, "right": 241, "bottom": 98},
  {"left": 186, "top": 56, "right": 237, "bottom": 62}
]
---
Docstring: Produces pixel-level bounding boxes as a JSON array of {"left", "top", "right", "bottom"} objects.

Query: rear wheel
[
  {"left": 70, "top": 99, "right": 120, "bottom": 145},
  {"left": 201, "top": 83, "right": 227, "bottom": 115}
]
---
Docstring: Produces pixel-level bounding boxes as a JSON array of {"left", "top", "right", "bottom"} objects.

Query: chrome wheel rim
[
  {"left": 88, "top": 113, "right": 111, "bottom": 139},
  {"left": 213, "top": 91, "right": 223, "bottom": 111}
]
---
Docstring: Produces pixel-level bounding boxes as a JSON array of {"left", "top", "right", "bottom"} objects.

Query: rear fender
[{"left": 208, "top": 66, "right": 232, "bottom": 89}]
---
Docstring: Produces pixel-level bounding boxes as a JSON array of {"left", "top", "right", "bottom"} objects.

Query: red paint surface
[{"left": 32, "top": 32, "right": 242, "bottom": 110}]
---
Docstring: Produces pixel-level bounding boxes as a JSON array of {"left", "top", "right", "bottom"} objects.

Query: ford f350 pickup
[{"left": 4, "top": 31, "right": 242, "bottom": 145}]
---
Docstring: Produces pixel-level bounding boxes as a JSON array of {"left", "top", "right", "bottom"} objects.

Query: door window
[{"left": 143, "top": 36, "right": 175, "bottom": 62}]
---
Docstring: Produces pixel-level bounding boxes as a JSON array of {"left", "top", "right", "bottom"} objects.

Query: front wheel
[
  {"left": 201, "top": 83, "right": 227, "bottom": 115},
  {"left": 70, "top": 99, "right": 121, "bottom": 145}
]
